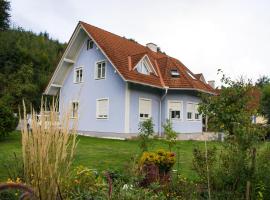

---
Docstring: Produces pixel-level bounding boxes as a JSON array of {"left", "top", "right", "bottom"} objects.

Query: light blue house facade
[{"left": 45, "top": 21, "right": 215, "bottom": 137}]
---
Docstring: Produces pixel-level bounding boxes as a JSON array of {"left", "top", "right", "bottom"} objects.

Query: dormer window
[
  {"left": 171, "top": 69, "right": 180, "bottom": 78},
  {"left": 137, "top": 60, "right": 150, "bottom": 75},
  {"left": 87, "top": 39, "right": 94, "bottom": 50}
]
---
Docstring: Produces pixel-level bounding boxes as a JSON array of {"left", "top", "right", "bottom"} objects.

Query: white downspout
[{"left": 159, "top": 87, "right": 168, "bottom": 136}]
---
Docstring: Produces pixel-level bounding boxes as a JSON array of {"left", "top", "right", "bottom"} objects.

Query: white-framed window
[
  {"left": 168, "top": 100, "right": 182, "bottom": 120},
  {"left": 194, "top": 104, "right": 200, "bottom": 120},
  {"left": 96, "top": 98, "right": 109, "bottom": 119},
  {"left": 87, "top": 39, "right": 94, "bottom": 50},
  {"left": 137, "top": 60, "right": 150, "bottom": 75},
  {"left": 74, "top": 67, "right": 83, "bottom": 83},
  {"left": 71, "top": 101, "right": 79, "bottom": 118},
  {"left": 95, "top": 61, "right": 106, "bottom": 79},
  {"left": 187, "top": 103, "right": 194, "bottom": 120},
  {"left": 139, "top": 98, "right": 151, "bottom": 120}
]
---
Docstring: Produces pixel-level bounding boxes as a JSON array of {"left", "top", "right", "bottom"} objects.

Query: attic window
[
  {"left": 87, "top": 39, "right": 94, "bottom": 50},
  {"left": 137, "top": 60, "right": 150, "bottom": 75},
  {"left": 171, "top": 69, "right": 180, "bottom": 77},
  {"left": 187, "top": 71, "right": 196, "bottom": 80}
]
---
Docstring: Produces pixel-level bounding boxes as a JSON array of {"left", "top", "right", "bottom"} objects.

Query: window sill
[{"left": 95, "top": 77, "right": 105, "bottom": 80}]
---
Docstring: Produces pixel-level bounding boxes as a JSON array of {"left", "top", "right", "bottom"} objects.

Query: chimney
[
  {"left": 146, "top": 43, "right": 158, "bottom": 52},
  {"left": 208, "top": 80, "right": 215, "bottom": 89}
]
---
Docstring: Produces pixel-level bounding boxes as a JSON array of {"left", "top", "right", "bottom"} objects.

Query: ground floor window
[
  {"left": 139, "top": 98, "right": 151, "bottom": 120},
  {"left": 71, "top": 101, "right": 79, "bottom": 118},
  {"left": 96, "top": 98, "right": 109, "bottom": 119},
  {"left": 168, "top": 100, "right": 182, "bottom": 120},
  {"left": 187, "top": 102, "right": 200, "bottom": 120}
]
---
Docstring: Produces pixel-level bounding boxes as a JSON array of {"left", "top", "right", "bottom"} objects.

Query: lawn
[{"left": 0, "top": 131, "right": 220, "bottom": 182}]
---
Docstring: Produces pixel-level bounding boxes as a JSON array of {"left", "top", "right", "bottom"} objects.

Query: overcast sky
[{"left": 10, "top": 0, "right": 270, "bottom": 86}]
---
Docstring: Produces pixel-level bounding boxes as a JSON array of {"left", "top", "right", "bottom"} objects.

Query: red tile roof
[{"left": 80, "top": 21, "right": 216, "bottom": 94}]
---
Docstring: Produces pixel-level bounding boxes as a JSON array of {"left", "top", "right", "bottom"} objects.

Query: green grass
[{"left": 0, "top": 131, "right": 220, "bottom": 182}]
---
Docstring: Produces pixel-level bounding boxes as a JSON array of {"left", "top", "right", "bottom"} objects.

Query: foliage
[
  {"left": 162, "top": 119, "right": 177, "bottom": 151},
  {"left": 260, "top": 84, "right": 270, "bottom": 124},
  {"left": 62, "top": 166, "right": 108, "bottom": 200},
  {"left": 138, "top": 118, "right": 154, "bottom": 152},
  {"left": 256, "top": 75, "right": 270, "bottom": 88},
  {"left": 140, "top": 149, "right": 176, "bottom": 174},
  {"left": 21, "top": 101, "right": 77, "bottom": 199},
  {"left": 0, "top": 28, "right": 65, "bottom": 112},
  {"left": 199, "top": 72, "right": 255, "bottom": 135},
  {"left": 0, "top": 102, "right": 18, "bottom": 138},
  {"left": 0, "top": 0, "right": 10, "bottom": 30}
]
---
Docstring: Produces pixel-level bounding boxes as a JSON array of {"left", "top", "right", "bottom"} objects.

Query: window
[
  {"left": 139, "top": 98, "right": 151, "bottom": 120},
  {"left": 74, "top": 67, "right": 83, "bottom": 83},
  {"left": 87, "top": 39, "right": 94, "bottom": 50},
  {"left": 194, "top": 104, "right": 200, "bottom": 120},
  {"left": 187, "top": 103, "right": 194, "bottom": 120},
  {"left": 137, "top": 60, "right": 150, "bottom": 75},
  {"left": 96, "top": 99, "right": 109, "bottom": 119},
  {"left": 71, "top": 101, "right": 79, "bottom": 118},
  {"left": 171, "top": 69, "right": 180, "bottom": 78},
  {"left": 168, "top": 101, "right": 182, "bottom": 120},
  {"left": 95, "top": 61, "right": 106, "bottom": 79}
]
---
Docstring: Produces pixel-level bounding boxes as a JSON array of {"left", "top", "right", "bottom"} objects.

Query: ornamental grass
[{"left": 21, "top": 100, "right": 77, "bottom": 199}]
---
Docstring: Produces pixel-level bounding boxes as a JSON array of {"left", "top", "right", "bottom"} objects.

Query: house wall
[
  {"left": 128, "top": 84, "right": 162, "bottom": 134},
  {"left": 60, "top": 38, "right": 126, "bottom": 133},
  {"left": 161, "top": 90, "right": 202, "bottom": 133}
]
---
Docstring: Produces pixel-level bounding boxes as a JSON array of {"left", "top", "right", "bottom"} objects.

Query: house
[{"left": 44, "top": 21, "right": 216, "bottom": 138}]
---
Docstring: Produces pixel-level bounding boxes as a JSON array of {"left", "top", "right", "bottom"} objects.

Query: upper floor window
[
  {"left": 139, "top": 98, "right": 151, "bottom": 120},
  {"left": 71, "top": 101, "right": 79, "bottom": 118},
  {"left": 96, "top": 98, "right": 109, "bottom": 119},
  {"left": 87, "top": 39, "right": 94, "bottom": 50},
  {"left": 95, "top": 61, "right": 106, "bottom": 79},
  {"left": 74, "top": 67, "right": 83, "bottom": 83},
  {"left": 168, "top": 100, "right": 182, "bottom": 120}
]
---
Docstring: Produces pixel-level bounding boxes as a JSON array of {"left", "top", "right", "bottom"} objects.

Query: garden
[{"left": 0, "top": 75, "right": 270, "bottom": 199}]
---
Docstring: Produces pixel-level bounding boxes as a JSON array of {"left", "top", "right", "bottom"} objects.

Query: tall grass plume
[{"left": 21, "top": 99, "right": 77, "bottom": 199}]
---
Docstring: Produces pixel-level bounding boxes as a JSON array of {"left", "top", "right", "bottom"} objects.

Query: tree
[
  {"left": 0, "top": 0, "right": 10, "bottom": 30},
  {"left": 256, "top": 76, "right": 270, "bottom": 88},
  {"left": 199, "top": 74, "right": 256, "bottom": 135},
  {"left": 261, "top": 84, "right": 270, "bottom": 124},
  {"left": 0, "top": 103, "right": 18, "bottom": 138}
]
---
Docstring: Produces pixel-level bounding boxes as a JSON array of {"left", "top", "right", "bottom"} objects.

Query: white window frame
[
  {"left": 139, "top": 98, "right": 152, "bottom": 121},
  {"left": 194, "top": 103, "right": 201, "bottom": 121},
  {"left": 95, "top": 60, "right": 106, "bottom": 80},
  {"left": 87, "top": 39, "right": 94, "bottom": 50},
  {"left": 167, "top": 100, "right": 183, "bottom": 121},
  {"left": 186, "top": 102, "right": 194, "bottom": 121},
  {"left": 96, "top": 98, "right": 109, "bottom": 119},
  {"left": 73, "top": 66, "right": 83, "bottom": 83},
  {"left": 71, "top": 101, "right": 79, "bottom": 119}
]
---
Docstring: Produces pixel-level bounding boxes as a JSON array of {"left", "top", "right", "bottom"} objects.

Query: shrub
[
  {"left": 162, "top": 119, "right": 177, "bottom": 151},
  {"left": 138, "top": 118, "right": 154, "bottom": 152},
  {"left": 0, "top": 103, "right": 18, "bottom": 138}
]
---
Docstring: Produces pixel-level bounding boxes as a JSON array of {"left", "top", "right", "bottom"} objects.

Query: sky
[{"left": 10, "top": 0, "right": 270, "bottom": 86}]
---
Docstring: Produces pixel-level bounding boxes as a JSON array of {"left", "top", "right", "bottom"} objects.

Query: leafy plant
[
  {"left": 162, "top": 119, "right": 177, "bottom": 151},
  {"left": 138, "top": 118, "right": 154, "bottom": 152},
  {"left": 0, "top": 102, "right": 18, "bottom": 138}
]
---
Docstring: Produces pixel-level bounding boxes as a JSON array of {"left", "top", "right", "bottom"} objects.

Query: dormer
[{"left": 134, "top": 55, "right": 158, "bottom": 76}]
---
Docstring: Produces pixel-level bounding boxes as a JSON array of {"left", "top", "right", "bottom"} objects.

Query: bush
[
  {"left": 0, "top": 103, "right": 18, "bottom": 138},
  {"left": 162, "top": 119, "right": 177, "bottom": 151},
  {"left": 138, "top": 118, "right": 154, "bottom": 152}
]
